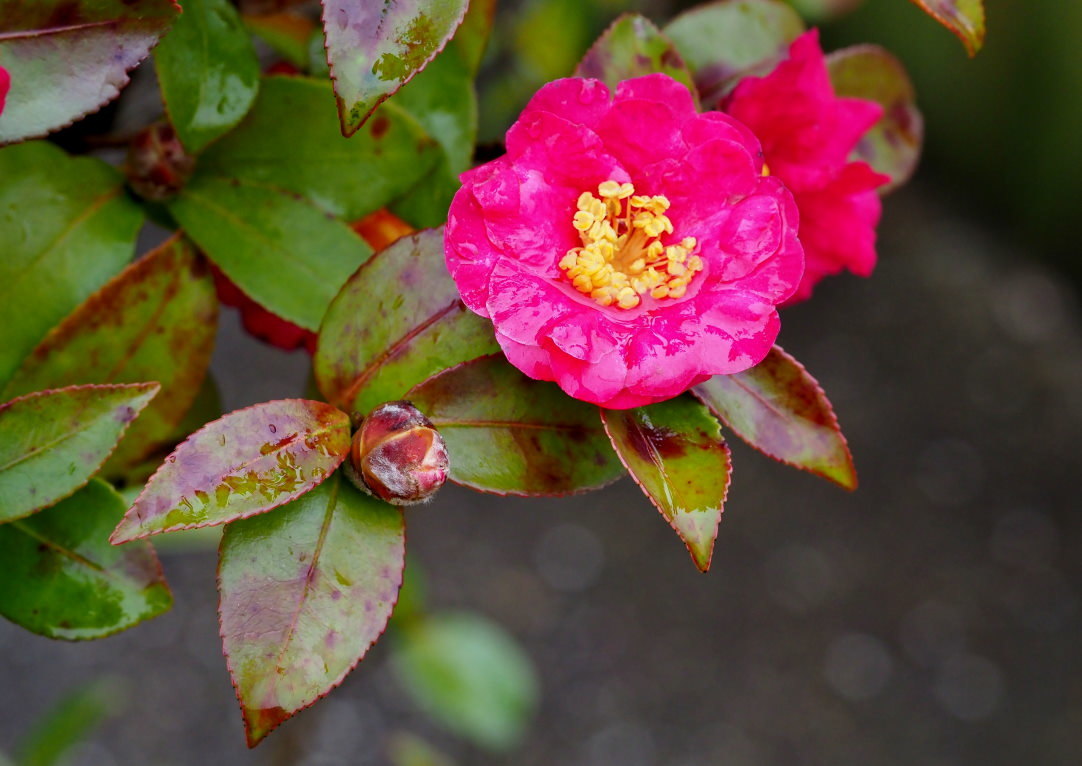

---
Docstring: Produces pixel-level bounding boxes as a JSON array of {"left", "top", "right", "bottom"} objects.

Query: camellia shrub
[{"left": 0, "top": 0, "right": 983, "bottom": 751}]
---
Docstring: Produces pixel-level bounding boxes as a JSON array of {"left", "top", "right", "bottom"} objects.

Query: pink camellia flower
[
  {"left": 725, "top": 30, "right": 890, "bottom": 302},
  {"left": 0, "top": 66, "right": 10, "bottom": 116},
  {"left": 444, "top": 74, "right": 803, "bottom": 409}
]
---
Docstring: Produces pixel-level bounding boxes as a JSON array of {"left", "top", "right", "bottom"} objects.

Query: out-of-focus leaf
[
  {"left": 219, "top": 475, "right": 404, "bottom": 747},
  {"left": 785, "top": 0, "right": 864, "bottom": 22},
  {"left": 694, "top": 346, "right": 856, "bottom": 489},
  {"left": 407, "top": 356, "right": 625, "bottom": 496},
  {"left": 0, "top": 480, "right": 172, "bottom": 640},
  {"left": 827, "top": 44, "right": 924, "bottom": 193},
  {"left": 110, "top": 399, "right": 350, "bottom": 543},
  {"left": 0, "top": 383, "right": 159, "bottom": 524},
  {"left": 576, "top": 14, "right": 697, "bottom": 104},
  {"left": 386, "top": 732, "right": 456, "bottom": 766},
  {"left": 315, "top": 228, "right": 498, "bottom": 417},
  {"left": 601, "top": 396, "right": 731, "bottom": 572},
  {"left": 244, "top": 11, "right": 315, "bottom": 68},
  {"left": 452, "top": 0, "right": 496, "bottom": 74},
  {"left": 15, "top": 679, "right": 123, "bottom": 766},
  {"left": 198, "top": 76, "right": 440, "bottom": 220},
  {"left": 155, "top": 0, "right": 260, "bottom": 153},
  {"left": 0, "top": 0, "right": 180, "bottom": 143},
  {"left": 392, "top": 612, "right": 538, "bottom": 751},
  {"left": 908, "top": 0, "right": 984, "bottom": 56},
  {"left": 169, "top": 176, "right": 372, "bottom": 331},
  {"left": 664, "top": 0, "right": 804, "bottom": 105},
  {"left": 3, "top": 237, "right": 218, "bottom": 476},
  {"left": 0, "top": 142, "right": 143, "bottom": 389},
  {"left": 320, "top": 0, "right": 470, "bottom": 136}
]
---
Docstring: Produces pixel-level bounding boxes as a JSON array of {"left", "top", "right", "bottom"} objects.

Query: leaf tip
[{"left": 243, "top": 705, "right": 289, "bottom": 748}]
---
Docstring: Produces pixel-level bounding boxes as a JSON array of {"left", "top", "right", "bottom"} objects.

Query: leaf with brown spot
[{"left": 601, "top": 396, "right": 731, "bottom": 572}]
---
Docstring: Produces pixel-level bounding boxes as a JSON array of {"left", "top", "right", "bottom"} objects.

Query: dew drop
[{"left": 269, "top": 424, "right": 277, "bottom": 433}]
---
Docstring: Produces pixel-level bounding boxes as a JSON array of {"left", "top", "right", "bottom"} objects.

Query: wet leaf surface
[
  {"left": 315, "top": 228, "right": 498, "bottom": 417},
  {"left": 407, "top": 356, "right": 625, "bottom": 496},
  {"left": 155, "top": 0, "right": 260, "bottom": 153},
  {"left": 321, "top": 0, "right": 470, "bottom": 135},
  {"left": 3, "top": 237, "right": 218, "bottom": 476},
  {"left": 694, "top": 346, "right": 856, "bottom": 489},
  {"left": 908, "top": 0, "right": 985, "bottom": 56},
  {"left": 0, "top": 383, "right": 159, "bottom": 524},
  {"left": 827, "top": 44, "right": 924, "bottom": 193},
  {"left": 0, "top": 479, "right": 171, "bottom": 640},
  {"left": 601, "top": 396, "right": 731, "bottom": 572},
  {"left": 664, "top": 0, "right": 804, "bottom": 105},
  {"left": 0, "top": 142, "right": 143, "bottom": 389},
  {"left": 0, "top": 0, "right": 180, "bottom": 143},
  {"left": 110, "top": 399, "right": 351, "bottom": 542},
  {"left": 169, "top": 175, "right": 372, "bottom": 331},
  {"left": 576, "top": 14, "right": 697, "bottom": 103},
  {"left": 218, "top": 474, "right": 404, "bottom": 747}
]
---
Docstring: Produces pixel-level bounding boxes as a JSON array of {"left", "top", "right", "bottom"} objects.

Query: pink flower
[
  {"left": 0, "top": 66, "right": 9, "bottom": 116},
  {"left": 725, "top": 30, "right": 890, "bottom": 302},
  {"left": 444, "top": 74, "right": 803, "bottom": 409}
]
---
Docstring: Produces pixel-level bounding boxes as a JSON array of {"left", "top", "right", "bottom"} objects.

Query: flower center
[{"left": 558, "top": 180, "right": 703, "bottom": 310}]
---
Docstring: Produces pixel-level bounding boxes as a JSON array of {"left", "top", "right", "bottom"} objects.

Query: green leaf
[
  {"left": 320, "top": 0, "right": 470, "bottom": 136},
  {"left": 14, "top": 679, "right": 122, "bottom": 766},
  {"left": 0, "top": 383, "right": 159, "bottom": 524},
  {"left": 218, "top": 474, "right": 404, "bottom": 747},
  {"left": 386, "top": 733, "right": 456, "bottom": 766},
  {"left": 198, "top": 75, "right": 441, "bottom": 220},
  {"left": 827, "top": 44, "right": 924, "bottom": 193},
  {"left": 575, "top": 14, "right": 698, "bottom": 104},
  {"left": 0, "top": 0, "right": 180, "bottom": 143},
  {"left": 3, "top": 236, "right": 218, "bottom": 476},
  {"left": 664, "top": 0, "right": 804, "bottom": 105},
  {"left": 908, "top": 0, "right": 985, "bottom": 56},
  {"left": 693, "top": 345, "right": 856, "bottom": 489},
  {"left": 169, "top": 176, "right": 372, "bottom": 331},
  {"left": 155, "top": 0, "right": 261, "bottom": 153},
  {"left": 601, "top": 396, "right": 731, "bottom": 572},
  {"left": 785, "top": 0, "right": 864, "bottom": 22},
  {"left": 315, "top": 228, "right": 499, "bottom": 417},
  {"left": 392, "top": 612, "right": 538, "bottom": 752},
  {"left": 110, "top": 399, "right": 351, "bottom": 542},
  {"left": 0, "top": 479, "right": 172, "bottom": 640},
  {"left": 406, "top": 356, "right": 625, "bottom": 496},
  {"left": 0, "top": 142, "right": 143, "bottom": 389},
  {"left": 244, "top": 11, "right": 316, "bottom": 69},
  {"left": 452, "top": 0, "right": 497, "bottom": 75}
]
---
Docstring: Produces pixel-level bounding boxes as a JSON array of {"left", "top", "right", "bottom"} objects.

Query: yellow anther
[{"left": 761, "top": 162, "right": 771, "bottom": 177}]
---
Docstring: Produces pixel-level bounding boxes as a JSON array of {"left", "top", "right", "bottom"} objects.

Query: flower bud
[
  {"left": 346, "top": 401, "right": 449, "bottom": 505},
  {"left": 125, "top": 122, "right": 195, "bottom": 201}
]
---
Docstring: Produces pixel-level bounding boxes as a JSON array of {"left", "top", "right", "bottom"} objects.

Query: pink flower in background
[
  {"left": 0, "top": 66, "right": 10, "bottom": 116},
  {"left": 726, "top": 30, "right": 890, "bottom": 302},
  {"left": 445, "top": 74, "right": 803, "bottom": 409}
]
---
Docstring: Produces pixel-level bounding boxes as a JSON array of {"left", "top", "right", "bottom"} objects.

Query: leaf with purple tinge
[
  {"left": 908, "top": 0, "right": 985, "bottom": 56},
  {"left": 320, "top": 0, "right": 470, "bottom": 135},
  {"left": 3, "top": 236, "right": 218, "bottom": 476},
  {"left": 0, "top": 383, "right": 159, "bottom": 524},
  {"left": 218, "top": 474, "right": 404, "bottom": 747},
  {"left": 315, "top": 228, "right": 499, "bottom": 418},
  {"left": 827, "top": 45, "right": 923, "bottom": 193},
  {"left": 693, "top": 346, "right": 856, "bottom": 490},
  {"left": 407, "top": 355, "right": 625, "bottom": 497},
  {"left": 0, "top": 0, "right": 181, "bottom": 144},
  {"left": 576, "top": 14, "right": 698, "bottom": 107},
  {"left": 601, "top": 396, "right": 731, "bottom": 572},
  {"left": 110, "top": 399, "right": 351, "bottom": 543}
]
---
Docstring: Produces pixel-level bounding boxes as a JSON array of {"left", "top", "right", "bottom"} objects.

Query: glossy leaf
[
  {"left": 315, "top": 228, "right": 498, "bottom": 416},
  {"left": 693, "top": 346, "right": 856, "bottom": 489},
  {"left": 576, "top": 14, "right": 697, "bottom": 103},
  {"left": 908, "top": 0, "right": 985, "bottom": 56},
  {"left": 407, "top": 356, "right": 625, "bottom": 496},
  {"left": 601, "top": 396, "right": 731, "bottom": 572},
  {"left": 0, "top": 142, "right": 143, "bottom": 389},
  {"left": 0, "top": 479, "right": 172, "bottom": 640},
  {"left": 321, "top": 0, "right": 470, "bottom": 135},
  {"left": 392, "top": 613, "right": 538, "bottom": 751},
  {"left": 169, "top": 176, "right": 372, "bottom": 331},
  {"left": 155, "top": 0, "right": 260, "bottom": 153},
  {"left": 827, "top": 44, "right": 924, "bottom": 193},
  {"left": 0, "top": 383, "right": 159, "bottom": 524},
  {"left": 243, "top": 11, "right": 316, "bottom": 68},
  {"left": 111, "top": 399, "right": 351, "bottom": 543},
  {"left": 219, "top": 475, "right": 404, "bottom": 747},
  {"left": 664, "top": 0, "right": 804, "bottom": 105},
  {"left": 0, "top": 0, "right": 180, "bottom": 143},
  {"left": 3, "top": 236, "right": 218, "bottom": 475},
  {"left": 198, "top": 75, "right": 440, "bottom": 220}
]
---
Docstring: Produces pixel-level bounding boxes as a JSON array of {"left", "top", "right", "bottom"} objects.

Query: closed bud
[
  {"left": 346, "top": 401, "right": 449, "bottom": 505},
  {"left": 125, "top": 122, "right": 194, "bottom": 201}
]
